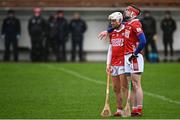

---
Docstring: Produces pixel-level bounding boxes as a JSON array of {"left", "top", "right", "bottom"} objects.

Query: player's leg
[
  {"left": 125, "top": 74, "right": 137, "bottom": 114},
  {"left": 131, "top": 54, "right": 144, "bottom": 116},
  {"left": 131, "top": 86, "right": 137, "bottom": 115},
  {"left": 124, "top": 54, "right": 136, "bottom": 114},
  {"left": 131, "top": 73, "right": 143, "bottom": 116},
  {"left": 120, "top": 74, "right": 128, "bottom": 103},
  {"left": 125, "top": 53, "right": 144, "bottom": 116},
  {"left": 112, "top": 75, "right": 123, "bottom": 116}
]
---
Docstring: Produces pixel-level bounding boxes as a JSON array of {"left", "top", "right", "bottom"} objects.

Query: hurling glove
[{"left": 128, "top": 53, "right": 138, "bottom": 63}]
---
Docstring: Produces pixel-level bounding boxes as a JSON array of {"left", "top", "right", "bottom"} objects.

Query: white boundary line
[{"left": 44, "top": 65, "right": 180, "bottom": 105}]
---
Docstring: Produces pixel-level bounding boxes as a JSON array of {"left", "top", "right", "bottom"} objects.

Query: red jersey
[
  {"left": 109, "top": 25, "right": 125, "bottom": 66},
  {"left": 124, "top": 19, "right": 143, "bottom": 54}
]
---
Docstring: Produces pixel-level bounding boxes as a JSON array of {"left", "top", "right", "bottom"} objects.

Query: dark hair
[
  {"left": 165, "top": 10, "right": 171, "bottom": 15},
  {"left": 57, "top": 10, "right": 64, "bottom": 14}
]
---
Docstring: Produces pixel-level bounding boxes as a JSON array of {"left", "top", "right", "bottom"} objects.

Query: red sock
[
  {"left": 137, "top": 105, "right": 143, "bottom": 114},
  {"left": 132, "top": 107, "right": 138, "bottom": 113}
]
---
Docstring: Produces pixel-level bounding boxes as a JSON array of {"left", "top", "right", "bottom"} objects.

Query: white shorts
[
  {"left": 111, "top": 66, "right": 125, "bottom": 76},
  {"left": 124, "top": 53, "right": 144, "bottom": 73}
]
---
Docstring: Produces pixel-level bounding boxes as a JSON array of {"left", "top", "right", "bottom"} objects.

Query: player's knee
[
  {"left": 121, "top": 84, "right": 128, "bottom": 93},
  {"left": 123, "top": 81, "right": 128, "bottom": 89},
  {"left": 113, "top": 86, "right": 120, "bottom": 94},
  {"left": 132, "top": 81, "right": 138, "bottom": 91}
]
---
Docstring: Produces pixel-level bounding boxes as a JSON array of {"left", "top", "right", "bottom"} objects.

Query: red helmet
[{"left": 123, "top": 5, "right": 141, "bottom": 21}]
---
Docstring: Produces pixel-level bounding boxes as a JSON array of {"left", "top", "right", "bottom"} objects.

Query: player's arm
[
  {"left": 129, "top": 22, "right": 146, "bottom": 61},
  {"left": 107, "top": 26, "right": 114, "bottom": 33},
  {"left": 98, "top": 25, "right": 115, "bottom": 40},
  {"left": 129, "top": 32, "right": 146, "bottom": 61},
  {"left": 134, "top": 33, "right": 146, "bottom": 55},
  {"left": 106, "top": 44, "right": 112, "bottom": 74}
]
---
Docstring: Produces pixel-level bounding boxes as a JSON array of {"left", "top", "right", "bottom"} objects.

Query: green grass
[{"left": 0, "top": 62, "right": 180, "bottom": 119}]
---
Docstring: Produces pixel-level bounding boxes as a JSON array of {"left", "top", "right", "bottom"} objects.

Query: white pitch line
[
  {"left": 144, "top": 91, "right": 180, "bottom": 105},
  {"left": 44, "top": 65, "right": 180, "bottom": 105},
  {"left": 45, "top": 65, "right": 106, "bottom": 85}
]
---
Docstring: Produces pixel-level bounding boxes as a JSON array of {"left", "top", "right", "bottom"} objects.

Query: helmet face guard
[
  {"left": 110, "top": 19, "right": 120, "bottom": 28},
  {"left": 123, "top": 5, "right": 140, "bottom": 21}
]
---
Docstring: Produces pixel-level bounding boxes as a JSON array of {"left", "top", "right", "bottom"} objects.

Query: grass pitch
[{"left": 0, "top": 62, "right": 179, "bottom": 119}]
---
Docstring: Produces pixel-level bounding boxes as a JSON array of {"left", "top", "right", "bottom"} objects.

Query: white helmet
[{"left": 108, "top": 12, "right": 123, "bottom": 23}]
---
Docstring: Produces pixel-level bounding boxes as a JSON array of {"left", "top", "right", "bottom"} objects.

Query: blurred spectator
[
  {"left": 1, "top": 10, "right": 21, "bottom": 62},
  {"left": 44, "top": 14, "right": 59, "bottom": 61},
  {"left": 161, "top": 11, "right": 177, "bottom": 62},
  {"left": 69, "top": 12, "right": 87, "bottom": 62},
  {"left": 141, "top": 11, "right": 159, "bottom": 62},
  {"left": 28, "top": 7, "right": 46, "bottom": 62},
  {"left": 56, "top": 10, "right": 68, "bottom": 62}
]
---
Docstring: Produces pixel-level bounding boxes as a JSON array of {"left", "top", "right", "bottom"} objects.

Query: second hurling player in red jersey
[{"left": 123, "top": 5, "right": 146, "bottom": 117}]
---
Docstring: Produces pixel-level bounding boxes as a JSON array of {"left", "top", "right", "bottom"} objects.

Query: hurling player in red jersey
[
  {"left": 99, "top": 5, "right": 146, "bottom": 117},
  {"left": 106, "top": 12, "right": 128, "bottom": 117},
  {"left": 123, "top": 5, "right": 146, "bottom": 117}
]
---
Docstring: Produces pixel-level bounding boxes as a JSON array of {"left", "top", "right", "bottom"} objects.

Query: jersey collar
[
  {"left": 114, "top": 24, "right": 125, "bottom": 32},
  {"left": 128, "top": 19, "right": 139, "bottom": 24}
]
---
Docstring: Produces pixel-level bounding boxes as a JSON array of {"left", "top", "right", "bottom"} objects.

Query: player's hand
[
  {"left": 106, "top": 64, "right": 112, "bottom": 74},
  {"left": 98, "top": 31, "right": 108, "bottom": 40},
  {"left": 128, "top": 54, "right": 138, "bottom": 63}
]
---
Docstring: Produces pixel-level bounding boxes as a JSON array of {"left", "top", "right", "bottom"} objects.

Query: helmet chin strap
[
  {"left": 131, "top": 12, "right": 137, "bottom": 19},
  {"left": 124, "top": 16, "right": 131, "bottom": 22},
  {"left": 112, "top": 22, "right": 120, "bottom": 28}
]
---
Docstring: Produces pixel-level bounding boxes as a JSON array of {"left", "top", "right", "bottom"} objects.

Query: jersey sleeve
[
  {"left": 106, "top": 44, "right": 112, "bottom": 65},
  {"left": 132, "top": 21, "right": 143, "bottom": 36},
  {"left": 109, "top": 32, "right": 113, "bottom": 44}
]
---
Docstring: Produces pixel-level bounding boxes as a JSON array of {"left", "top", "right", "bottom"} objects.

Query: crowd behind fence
[{"left": 0, "top": 8, "right": 179, "bottom": 63}]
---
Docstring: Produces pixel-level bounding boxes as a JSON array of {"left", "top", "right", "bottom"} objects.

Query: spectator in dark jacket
[
  {"left": 2, "top": 10, "right": 21, "bottom": 62},
  {"left": 161, "top": 11, "right": 177, "bottom": 62},
  {"left": 28, "top": 7, "right": 46, "bottom": 62},
  {"left": 69, "top": 12, "right": 87, "bottom": 62},
  {"left": 56, "top": 10, "right": 69, "bottom": 62},
  {"left": 44, "top": 14, "right": 59, "bottom": 61},
  {"left": 141, "top": 11, "right": 159, "bottom": 62}
]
